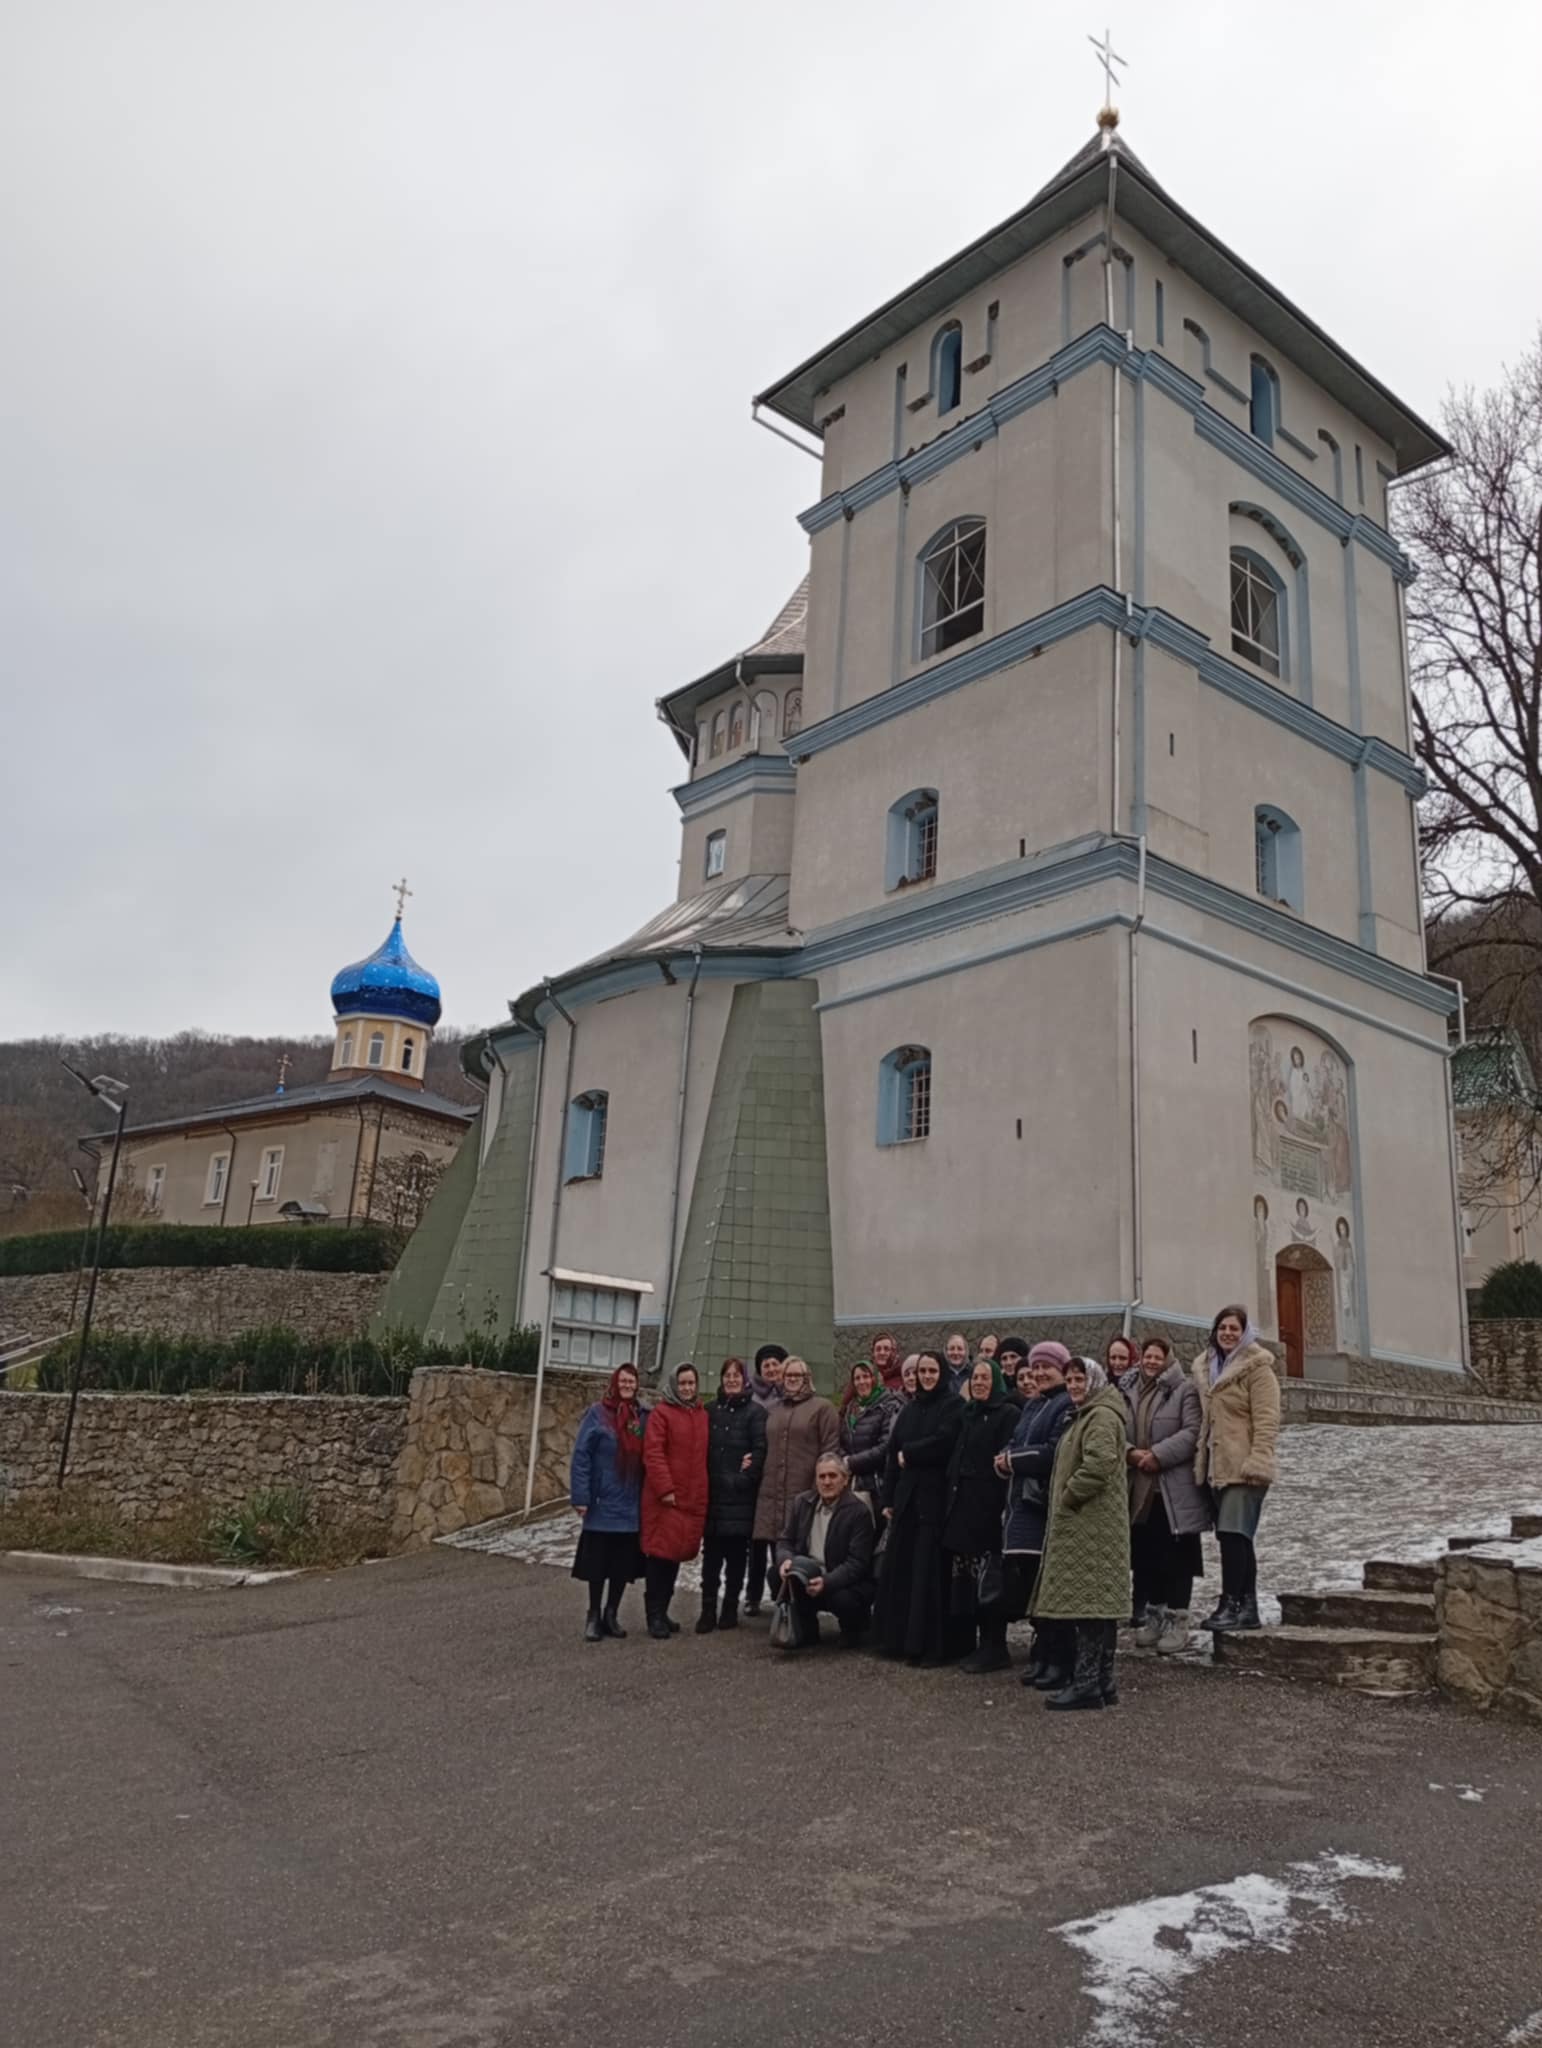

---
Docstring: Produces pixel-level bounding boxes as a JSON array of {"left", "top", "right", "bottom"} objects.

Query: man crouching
[{"left": 774, "top": 1452, "right": 876, "bottom": 1648}]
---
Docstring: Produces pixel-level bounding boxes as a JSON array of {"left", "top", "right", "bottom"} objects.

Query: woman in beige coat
[
  {"left": 749, "top": 1359, "right": 840, "bottom": 1609},
  {"left": 1190, "top": 1303, "right": 1280, "bottom": 1634}
]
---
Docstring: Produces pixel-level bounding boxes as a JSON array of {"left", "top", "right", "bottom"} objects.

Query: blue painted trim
[
  {"left": 1133, "top": 374, "right": 1146, "bottom": 607},
  {"left": 1342, "top": 540, "right": 1362, "bottom": 732},
  {"left": 1278, "top": 424, "right": 1316, "bottom": 461},
  {"left": 788, "top": 581, "right": 1427, "bottom": 798},
  {"left": 1131, "top": 636, "right": 1147, "bottom": 837},
  {"left": 893, "top": 489, "right": 911, "bottom": 682},
  {"left": 814, "top": 912, "right": 1126, "bottom": 1014},
  {"left": 800, "top": 326, "right": 1416, "bottom": 583},
  {"left": 833, "top": 514, "right": 851, "bottom": 713},
  {"left": 1318, "top": 429, "right": 1344, "bottom": 504},
  {"left": 1154, "top": 278, "right": 1165, "bottom": 347},
  {"left": 1352, "top": 754, "right": 1377, "bottom": 953},
  {"left": 1185, "top": 319, "right": 1249, "bottom": 405},
  {"left": 672, "top": 753, "right": 796, "bottom": 817}
]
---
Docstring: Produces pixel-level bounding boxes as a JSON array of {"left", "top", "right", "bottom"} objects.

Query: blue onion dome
[{"left": 330, "top": 918, "right": 442, "bottom": 1027}]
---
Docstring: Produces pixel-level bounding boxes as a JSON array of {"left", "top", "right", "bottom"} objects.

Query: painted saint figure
[
  {"left": 1334, "top": 1217, "right": 1359, "bottom": 1350},
  {"left": 1253, "top": 1196, "right": 1274, "bottom": 1329},
  {"left": 1290, "top": 1197, "right": 1317, "bottom": 1246}
]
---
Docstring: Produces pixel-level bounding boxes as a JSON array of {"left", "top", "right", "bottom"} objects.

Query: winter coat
[
  {"left": 941, "top": 1395, "right": 1019, "bottom": 1558},
  {"left": 880, "top": 1389, "right": 965, "bottom": 1525},
  {"left": 840, "top": 1391, "right": 903, "bottom": 1499},
  {"left": 753, "top": 1390, "right": 841, "bottom": 1541},
  {"left": 640, "top": 1400, "right": 710, "bottom": 1562},
  {"left": 569, "top": 1402, "right": 650, "bottom": 1533},
  {"left": 1189, "top": 1341, "right": 1281, "bottom": 1490},
  {"left": 704, "top": 1391, "right": 768, "bottom": 1540},
  {"left": 776, "top": 1488, "right": 877, "bottom": 1598},
  {"left": 1002, "top": 1386, "right": 1074, "bottom": 1553},
  {"left": 1119, "top": 1363, "right": 1212, "bottom": 1536},
  {"left": 1031, "top": 1386, "right": 1133, "bottom": 1621}
]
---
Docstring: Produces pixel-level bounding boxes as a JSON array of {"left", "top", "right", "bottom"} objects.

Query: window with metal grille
[
  {"left": 920, "top": 520, "right": 986, "bottom": 658},
  {"left": 564, "top": 1089, "right": 609, "bottom": 1181},
  {"left": 1230, "top": 550, "right": 1281, "bottom": 676},
  {"left": 879, "top": 1045, "right": 932, "bottom": 1145},
  {"left": 885, "top": 788, "right": 940, "bottom": 889},
  {"left": 548, "top": 1282, "right": 641, "bottom": 1372}
]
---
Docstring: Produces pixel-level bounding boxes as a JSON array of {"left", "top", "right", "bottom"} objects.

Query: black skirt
[{"left": 571, "top": 1527, "right": 644, "bottom": 1584}]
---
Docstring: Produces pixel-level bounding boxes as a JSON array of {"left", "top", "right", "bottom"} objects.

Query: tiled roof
[
  {"left": 745, "top": 576, "right": 809, "bottom": 661},
  {"left": 1452, "top": 1033, "right": 1540, "bottom": 1110},
  {"left": 657, "top": 575, "right": 809, "bottom": 742},
  {"left": 97, "top": 1075, "right": 476, "bottom": 1144}
]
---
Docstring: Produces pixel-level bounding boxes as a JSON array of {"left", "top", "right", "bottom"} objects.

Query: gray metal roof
[
  {"left": 96, "top": 1075, "right": 476, "bottom": 1145},
  {"left": 571, "top": 873, "right": 797, "bottom": 972},
  {"left": 755, "top": 131, "right": 1447, "bottom": 474}
]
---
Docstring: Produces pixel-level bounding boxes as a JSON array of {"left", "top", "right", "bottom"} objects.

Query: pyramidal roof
[
  {"left": 756, "top": 126, "right": 1445, "bottom": 474},
  {"left": 746, "top": 575, "right": 809, "bottom": 660},
  {"left": 657, "top": 574, "right": 808, "bottom": 748}
]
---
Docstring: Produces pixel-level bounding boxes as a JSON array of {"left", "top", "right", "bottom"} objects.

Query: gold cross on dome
[
  {"left": 1088, "top": 25, "right": 1126, "bottom": 111},
  {"left": 392, "top": 876, "right": 413, "bottom": 920}
]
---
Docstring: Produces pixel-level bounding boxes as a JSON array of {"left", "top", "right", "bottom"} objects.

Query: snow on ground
[
  {"left": 447, "top": 1424, "right": 1542, "bottom": 1614},
  {"left": 1052, "top": 1852, "right": 1404, "bottom": 2048}
]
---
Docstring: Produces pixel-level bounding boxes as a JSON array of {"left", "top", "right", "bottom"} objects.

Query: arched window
[
  {"left": 710, "top": 711, "right": 727, "bottom": 758},
  {"left": 1230, "top": 548, "right": 1283, "bottom": 678},
  {"left": 782, "top": 688, "right": 803, "bottom": 738},
  {"left": 1249, "top": 356, "right": 1280, "bottom": 446},
  {"left": 1254, "top": 806, "right": 1303, "bottom": 912},
  {"left": 704, "top": 828, "right": 726, "bottom": 880},
  {"left": 564, "top": 1089, "right": 609, "bottom": 1181},
  {"left": 338, "top": 1031, "right": 354, "bottom": 1068},
  {"left": 750, "top": 690, "right": 778, "bottom": 748},
  {"left": 885, "top": 788, "right": 939, "bottom": 889},
  {"left": 367, "top": 1032, "right": 385, "bottom": 1068},
  {"left": 401, "top": 1037, "right": 415, "bottom": 1074},
  {"left": 878, "top": 1045, "right": 932, "bottom": 1146},
  {"left": 919, "top": 518, "right": 986, "bottom": 659},
  {"left": 695, "top": 723, "right": 710, "bottom": 766},
  {"left": 728, "top": 700, "right": 745, "bottom": 750},
  {"left": 932, "top": 322, "right": 963, "bottom": 415}
]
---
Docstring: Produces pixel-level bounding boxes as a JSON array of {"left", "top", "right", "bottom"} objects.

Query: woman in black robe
[
  {"left": 874, "top": 1350, "right": 964, "bottom": 1666},
  {"left": 942, "top": 1357, "right": 1020, "bottom": 1671}
]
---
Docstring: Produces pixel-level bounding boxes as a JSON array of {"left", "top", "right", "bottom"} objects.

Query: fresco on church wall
[{"left": 1249, "top": 1020, "right": 1359, "bottom": 1352}]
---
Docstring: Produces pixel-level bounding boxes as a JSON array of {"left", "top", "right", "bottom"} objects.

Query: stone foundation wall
[
  {"left": 391, "top": 1366, "right": 609, "bottom": 1549},
  {"left": 1436, "top": 1541, "right": 1542, "bottom": 1724},
  {"left": 0, "top": 1390, "right": 407, "bottom": 1525},
  {"left": 0, "top": 1267, "right": 389, "bottom": 1344},
  {"left": 1467, "top": 1320, "right": 1542, "bottom": 1404},
  {"left": 1279, "top": 1384, "right": 1542, "bottom": 1427}
]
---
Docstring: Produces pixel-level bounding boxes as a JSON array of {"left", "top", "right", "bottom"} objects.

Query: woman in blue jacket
[{"left": 570, "top": 1363, "right": 649, "bottom": 1641}]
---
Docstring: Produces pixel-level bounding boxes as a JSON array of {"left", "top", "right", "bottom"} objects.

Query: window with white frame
[
  {"left": 144, "top": 1164, "right": 166, "bottom": 1212},
  {"left": 205, "top": 1151, "right": 230, "bottom": 1206},
  {"left": 704, "top": 829, "right": 726, "bottom": 880},
  {"left": 919, "top": 519, "right": 986, "bottom": 658},
  {"left": 564, "top": 1089, "right": 609, "bottom": 1181},
  {"left": 367, "top": 1031, "right": 385, "bottom": 1067},
  {"left": 1230, "top": 550, "right": 1282, "bottom": 677},
  {"left": 878, "top": 1045, "right": 932, "bottom": 1146},
  {"left": 885, "top": 788, "right": 939, "bottom": 890},
  {"left": 401, "top": 1037, "right": 415, "bottom": 1074},
  {"left": 257, "top": 1145, "right": 284, "bottom": 1202},
  {"left": 1253, "top": 806, "right": 1303, "bottom": 912},
  {"left": 338, "top": 1031, "right": 354, "bottom": 1068},
  {"left": 548, "top": 1282, "right": 641, "bottom": 1371}
]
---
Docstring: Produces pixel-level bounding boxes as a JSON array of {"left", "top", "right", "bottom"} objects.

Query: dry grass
[{"left": 0, "top": 1488, "right": 392, "bottom": 1570}]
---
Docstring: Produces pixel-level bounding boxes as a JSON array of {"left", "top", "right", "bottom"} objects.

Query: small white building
[{"left": 385, "top": 122, "right": 1468, "bottom": 1391}]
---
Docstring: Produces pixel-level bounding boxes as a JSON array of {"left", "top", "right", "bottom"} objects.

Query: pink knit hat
[{"left": 1027, "top": 1341, "right": 1072, "bottom": 1369}]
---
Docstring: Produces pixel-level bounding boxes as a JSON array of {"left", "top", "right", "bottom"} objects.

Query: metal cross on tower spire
[
  {"left": 1087, "top": 26, "right": 1127, "bottom": 139},
  {"left": 392, "top": 875, "right": 413, "bottom": 920}
]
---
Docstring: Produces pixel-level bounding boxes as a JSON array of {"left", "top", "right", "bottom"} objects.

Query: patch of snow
[
  {"left": 1054, "top": 1852, "right": 1404, "bottom": 2048},
  {"left": 1506, "top": 2015, "right": 1542, "bottom": 2044},
  {"left": 1428, "top": 1782, "right": 1488, "bottom": 1803},
  {"left": 1469, "top": 1534, "right": 1542, "bottom": 1571}
]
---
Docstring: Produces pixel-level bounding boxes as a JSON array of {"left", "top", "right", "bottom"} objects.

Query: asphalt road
[{"left": 4, "top": 1547, "right": 1540, "bottom": 2048}]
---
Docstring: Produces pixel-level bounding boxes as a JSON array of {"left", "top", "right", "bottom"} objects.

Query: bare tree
[{"left": 1399, "top": 332, "right": 1542, "bottom": 1215}]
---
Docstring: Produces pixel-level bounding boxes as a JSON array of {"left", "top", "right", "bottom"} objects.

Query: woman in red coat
[{"left": 641, "top": 1363, "right": 710, "bottom": 1640}]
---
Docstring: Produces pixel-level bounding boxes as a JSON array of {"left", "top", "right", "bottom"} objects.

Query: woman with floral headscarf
[
  {"left": 838, "top": 1360, "right": 903, "bottom": 1518},
  {"left": 570, "top": 1363, "right": 649, "bottom": 1642},
  {"left": 640, "top": 1363, "right": 710, "bottom": 1640}
]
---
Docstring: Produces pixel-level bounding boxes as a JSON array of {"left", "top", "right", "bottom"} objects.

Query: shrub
[
  {"left": 1476, "top": 1259, "right": 1542, "bottom": 1319},
  {"left": 0, "top": 1222, "right": 403, "bottom": 1278},
  {"left": 0, "top": 1487, "right": 390, "bottom": 1570},
  {"left": 31, "top": 1320, "right": 542, "bottom": 1397}
]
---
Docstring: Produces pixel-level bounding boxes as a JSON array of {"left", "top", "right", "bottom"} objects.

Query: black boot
[
  {"left": 960, "top": 1623, "right": 1011, "bottom": 1674},
  {"left": 718, "top": 1596, "right": 739, "bottom": 1630},
  {"left": 694, "top": 1600, "right": 718, "bottom": 1635},
  {"left": 600, "top": 1605, "right": 627, "bottom": 1639},
  {"left": 584, "top": 1606, "right": 603, "bottom": 1643},
  {"left": 1200, "top": 1596, "right": 1239, "bottom": 1632},
  {"left": 1030, "top": 1623, "right": 1073, "bottom": 1690},
  {"left": 646, "top": 1604, "right": 673, "bottom": 1641},
  {"left": 1046, "top": 1626, "right": 1105, "bottom": 1711},
  {"left": 1096, "top": 1621, "right": 1120, "bottom": 1707},
  {"left": 1021, "top": 1634, "right": 1049, "bottom": 1687},
  {"left": 1223, "top": 1596, "right": 1262, "bottom": 1631}
]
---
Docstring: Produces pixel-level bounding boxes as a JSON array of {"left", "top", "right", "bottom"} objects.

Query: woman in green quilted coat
[{"left": 1031, "top": 1359, "right": 1132, "bottom": 1711}]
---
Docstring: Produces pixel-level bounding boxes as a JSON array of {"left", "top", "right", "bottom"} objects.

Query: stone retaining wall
[
  {"left": 1468, "top": 1320, "right": 1542, "bottom": 1404},
  {"left": 391, "top": 1366, "right": 609, "bottom": 1549},
  {"left": 1436, "top": 1541, "right": 1542, "bottom": 1724},
  {"left": 0, "top": 1267, "right": 389, "bottom": 1344},
  {"left": 1279, "top": 1384, "right": 1542, "bottom": 1427},
  {"left": 0, "top": 1390, "right": 407, "bottom": 1525}
]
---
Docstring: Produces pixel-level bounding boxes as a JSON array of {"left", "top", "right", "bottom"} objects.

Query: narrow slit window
[{"left": 932, "top": 323, "right": 963, "bottom": 414}]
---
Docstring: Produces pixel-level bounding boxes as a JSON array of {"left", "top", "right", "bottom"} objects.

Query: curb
[{"left": 0, "top": 1551, "right": 301, "bottom": 1589}]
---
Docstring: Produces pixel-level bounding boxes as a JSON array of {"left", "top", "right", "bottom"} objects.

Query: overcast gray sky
[{"left": 3, "top": 0, "right": 1539, "bottom": 1043}]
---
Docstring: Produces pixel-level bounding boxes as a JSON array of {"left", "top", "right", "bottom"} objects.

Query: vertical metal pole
[{"left": 56, "top": 1104, "right": 125, "bottom": 1489}]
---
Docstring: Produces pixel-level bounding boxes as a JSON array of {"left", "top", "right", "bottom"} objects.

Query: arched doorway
[{"left": 1275, "top": 1244, "right": 1335, "bottom": 1380}]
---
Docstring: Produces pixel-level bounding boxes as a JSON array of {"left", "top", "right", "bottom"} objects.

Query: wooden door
[{"left": 1276, "top": 1264, "right": 1305, "bottom": 1378}]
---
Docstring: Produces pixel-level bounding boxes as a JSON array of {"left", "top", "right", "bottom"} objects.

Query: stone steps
[
  {"left": 1214, "top": 1623, "right": 1436, "bottom": 1693},
  {"left": 1363, "top": 1557, "right": 1439, "bottom": 1593},
  {"left": 1512, "top": 1513, "right": 1542, "bottom": 1541},
  {"left": 1278, "top": 1586, "right": 1435, "bottom": 1632}
]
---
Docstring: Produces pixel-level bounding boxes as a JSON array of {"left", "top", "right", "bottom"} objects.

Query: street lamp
[
  {"left": 66, "top": 1163, "right": 96, "bottom": 1329},
  {"left": 56, "top": 1062, "right": 129, "bottom": 1491}
]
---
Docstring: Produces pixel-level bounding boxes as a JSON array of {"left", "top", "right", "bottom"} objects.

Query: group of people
[{"left": 567, "top": 1306, "right": 1281, "bottom": 1711}]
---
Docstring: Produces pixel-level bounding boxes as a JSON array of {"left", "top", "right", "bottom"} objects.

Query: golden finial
[{"left": 392, "top": 875, "right": 413, "bottom": 921}]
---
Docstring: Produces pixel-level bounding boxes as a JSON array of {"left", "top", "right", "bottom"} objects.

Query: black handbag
[{"left": 975, "top": 1553, "right": 1005, "bottom": 1610}]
